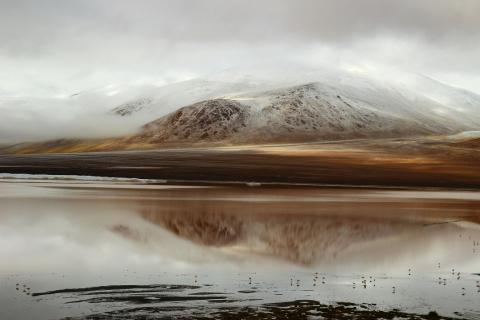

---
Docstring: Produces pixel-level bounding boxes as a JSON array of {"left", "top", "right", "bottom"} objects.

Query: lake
[{"left": 1, "top": 177, "right": 479, "bottom": 319}]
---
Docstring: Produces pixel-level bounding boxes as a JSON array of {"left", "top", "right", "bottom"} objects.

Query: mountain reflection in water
[
  {"left": 1, "top": 181, "right": 479, "bottom": 320},
  {"left": 138, "top": 207, "right": 421, "bottom": 265}
]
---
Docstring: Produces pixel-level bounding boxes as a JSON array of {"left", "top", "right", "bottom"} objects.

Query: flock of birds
[
  {"left": 15, "top": 283, "right": 31, "bottom": 296},
  {"left": 289, "top": 272, "right": 327, "bottom": 288},
  {"left": 231, "top": 264, "right": 480, "bottom": 299},
  {"left": 238, "top": 256, "right": 480, "bottom": 299},
  {"left": 11, "top": 263, "right": 480, "bottom": 300}
]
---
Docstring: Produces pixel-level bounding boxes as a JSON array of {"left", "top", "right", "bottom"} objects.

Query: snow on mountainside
[
  {"left": 230, "top": 82, "right": 457, "bottom": 134},
  {"left": 135, "top": 80, "right": 474, "bottom": 144},
  {"left": 109, "top": 68, "right": 480, "bottom": 126},
  {"left": 1, "top": 66, "right": 479, "bottom": 145},
  {"left": 391, "top": 74, "right": 480, "bottom": 128},
  {"left": 109, "top": 79, "right": 259, "bottom": 119},
  {"left": 116, "top": 68, "right": 480, "bottom": 144}
]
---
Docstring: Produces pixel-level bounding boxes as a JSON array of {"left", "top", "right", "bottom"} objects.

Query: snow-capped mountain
[
  {"left": 1, "top": 66, "right": 479, "bottom": 145},
  {"left": 109, "top": 67, "right": 480, "bottom": 123},
  {"left": 105, "top": 67, "right": 479, "bottom": 144},
  {"left": 133, "top": 77, "right": 479, "bottom": 144}
]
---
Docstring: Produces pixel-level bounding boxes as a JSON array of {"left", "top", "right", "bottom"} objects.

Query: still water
[{"left": 0, "top": 178, "right": 479, "bottom": 319}]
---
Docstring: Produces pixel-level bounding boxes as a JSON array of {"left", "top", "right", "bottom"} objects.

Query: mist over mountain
[
  {"left": 134, "top": 78, "right": 479, "bottom": 144},
  {"left": 1, "top": 66, "right": 479, "bottom": 145}
]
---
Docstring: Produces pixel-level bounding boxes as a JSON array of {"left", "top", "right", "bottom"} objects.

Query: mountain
[
  {"left": 136, "top": 99, "right": 251, "bottom": 142},
  {"left": 1, "top": 67, "right": 479, "bottom": 146},
  {"left": 104, "top": 67, "right": 480, "bottom": 145},
  {"left": 131, "top": 78, "right": 477, "bottom": 144}
]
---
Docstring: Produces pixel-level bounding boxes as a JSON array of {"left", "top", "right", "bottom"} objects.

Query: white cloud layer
[{"left": 1, "top": 0, "right": 479, "bottom": 95}]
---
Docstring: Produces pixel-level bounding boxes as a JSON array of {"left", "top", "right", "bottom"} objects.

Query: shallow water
[{"left": 1, "top": 179, "right": 479, "bottom": 319}]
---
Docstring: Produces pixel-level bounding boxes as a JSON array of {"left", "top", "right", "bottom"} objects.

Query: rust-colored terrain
[{"left": 0, "top": 136, "right": 479, "bottom": 189}]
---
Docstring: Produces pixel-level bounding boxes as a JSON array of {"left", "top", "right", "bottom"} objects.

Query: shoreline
[{"left": 1, "top": 172, "right": 480, "bottom": 192}]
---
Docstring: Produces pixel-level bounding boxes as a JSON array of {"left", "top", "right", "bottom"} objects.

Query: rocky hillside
[
  {"left": 136, "top": 99, "right": 251, "bottom": 142},
  {"left": 132, "top": 81, "right": 465, "bottom": 144}
]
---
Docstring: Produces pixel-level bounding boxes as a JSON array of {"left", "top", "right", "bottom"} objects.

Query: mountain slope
[
  {"left": 134, "top": 81, "right": 468, "bottom": 144},
  {"left": 137, "top": 99, "right": 251, "bottom": 142},
  {"left": 109, "top": 69, "right": 480, "bottom": 131},
  {"left": 109, "top": 79, "right": 258, "bottom": 119},
  {"left": 391, "top": 74, "right": 480, "bottom": 128}
]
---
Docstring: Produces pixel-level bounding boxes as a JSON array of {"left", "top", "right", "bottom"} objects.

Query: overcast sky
[{"left": 1, "top": 0, "right": 479, "bottom": 96}]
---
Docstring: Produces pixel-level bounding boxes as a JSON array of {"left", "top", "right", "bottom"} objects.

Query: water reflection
[
  {"left": 1, "top": 181, "right": 480, "bottom": 319},
  {"left": 1, "top": 182, "right": 479, "bottom": 271},
  {"left": 138, "top": 206, "right": 423, "bottom": 265}
]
